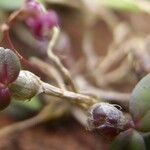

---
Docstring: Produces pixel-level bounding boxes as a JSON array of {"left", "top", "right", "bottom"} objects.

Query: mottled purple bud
[
  {"left": 25, "top": 0, "right": 59, "bottom": 40},
  {"left": 26, "top": 10, "right": 59, "bottom": 39},
  {"left": 87, "top": 103, "right": 126, "bottom": 138},
  {"left": 0, "top": 47, "right": 21, "bottom": 85},
  {"left": 0, "top": 86, "right": 11, "bottom": 110},
  {"left": 41, "top": 11, "right": 59, "bottom": 28},
  {"left": 26, "top": 17, "right": 43, "bottom": 39}
]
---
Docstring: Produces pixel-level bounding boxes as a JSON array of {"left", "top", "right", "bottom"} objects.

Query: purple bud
[
  {"left": 24, "top": 0, "right": 59, "bottom": 40},
  {"left": 25, "top": 0, "right": 42, "bottom": 12},
  {"left": 87, "top": 103, "right": 125, "bottom": 138},
  {"left": 26, "top": 10, "right": 59, "bottom": 40},
  {"left": 26, "top": 17, "right": 43, "bottom": 39},
  {"left": 0, "top": 86, "right": 11, "bottom": 110},
  {"left": 0, "top": 47, "right": 21, "bottom": 85},
  {"left": 41, "top": 11, "right": 59, "bottom": 29}
]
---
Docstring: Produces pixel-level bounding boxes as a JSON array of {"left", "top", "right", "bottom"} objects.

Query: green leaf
[
  {"left": 4, "top": 97, "right": 43, "bottom": 119},
  {"left": 110, "top": 129, "right": 146, "bottom": 150},
  {"left": 13, "top": 96, "right": 43, "bottom": 111},
  {"left": 95, "top": 0, "right": 141, "bottom": 12},
  {"left": 130, "top": 73, "right": 150, "bottom": 132},
  {"left": 144, "top": 134, "right": 150, "bottom": 150},
  {"left": 0, "top": 0, "right": 24, "bottom": 10}
]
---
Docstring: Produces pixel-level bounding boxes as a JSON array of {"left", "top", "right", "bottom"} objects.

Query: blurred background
[{"left": 0, "top": 0, "right": 150, "bottom": 149}]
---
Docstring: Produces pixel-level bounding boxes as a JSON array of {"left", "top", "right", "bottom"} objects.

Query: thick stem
[{"left": 41, "top": 82, "right": 96, "bottom": 109}]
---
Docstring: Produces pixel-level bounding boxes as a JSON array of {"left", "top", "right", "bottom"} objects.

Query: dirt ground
[{"left": 0, "top": 113, "right": 107, "bottom": 150}]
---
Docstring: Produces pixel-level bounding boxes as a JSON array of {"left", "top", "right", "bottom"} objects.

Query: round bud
[
  {"left": 0, "top": 86, "right": 11, "bottom": 110},
  {"left": 0, "top": 47, "right": 21, "bottom": 85},
  {"left": 26, "top": 10, "right": 59, "bottom": 39},
  {"left": 130, "top": 73, "right": 150, "bottom": 132},
  {"left": 24, "top": 0, "right": 59, "bottom": 40},
  {"left": 87, "top": 103, "right": 125, "bottom": 138},
  {"left": 10, "top": 70, "right": 41, "bottom": 101}
]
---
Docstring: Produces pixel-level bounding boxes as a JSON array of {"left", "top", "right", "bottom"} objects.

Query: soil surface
[{"left": 0, "top": 113, "right": 107, "bottom": 150}]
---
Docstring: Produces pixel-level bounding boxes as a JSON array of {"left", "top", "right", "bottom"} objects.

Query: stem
[
  {"left": 4, "top": 30, "right": 43, "bottom": 74},
  {"left": 97, "top": 59, "right": 131, "bottom": 86},
  {"left": 47, "top": 27, "right": 78, "bottom": 92},
  {"left": 75, "top": 75, "right": 130, "bottom": 108},
  {"left": 96, "top": 46, "right": 129, "bottom": 74},
  {"left": 71, "top": 107, "right": 88, "bottom": 127},
  {"left": 41, "top": 82, "right": 96, "bottom": 109},
  {"left": 82, "top": 22, "right": 98, "bottom": 71},
  {"left": 30, "top": 57, "right": 66, "bottom": 89},
  {"left": 0, "top": 101, "right": 67, "bottom": 138}
]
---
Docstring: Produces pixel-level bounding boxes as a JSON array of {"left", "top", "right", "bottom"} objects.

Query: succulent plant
[
  {"left": 110, "top": 129, "right": 146, "bottom": 150},
  {"left": 130, "top": 73, "right": 150, "bottom": 132},
  {"left": 0, "top": 47, "right": 21, "bottom": 85},
  {"left": 0, "top": 87, "right": 11, "bottom": 110},
  {"left": 0, "top": 47, "right": 21, "bottom": 110}
]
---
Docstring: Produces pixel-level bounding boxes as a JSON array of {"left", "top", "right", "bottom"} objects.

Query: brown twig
[
  {"left": 81, "top": 0, "right": 119, "bottom": 30},
  {"left": 30, "top": 57, "right": 66, "bottom": 89},
  {"left": 41, "top": 82, "right": 96, "bottom": 109},
  {"left": 130, "top": 37, "right": 150, "bottom": 73},
  {"left": 96, "top": 59, "right": 131, "bottom": 86},
  {"left": 96, "top": 45, "right": 129, "bottom": 74},
  {"left": 47, "top": 27, "right": 78, "bottom": 92},
  {"left": 82, "top": 21, "right": 99, "bottom": 72},
  {"left": 0, "top": 101, "right": 67, "bottom": 138},
  {"left": 75, "top": 75, "right": 130, "bottom": 102}
]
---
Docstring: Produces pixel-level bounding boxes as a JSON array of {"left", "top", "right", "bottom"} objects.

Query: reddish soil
[{"left": 0, "top": 113, "right": 107, "bottom": 150}]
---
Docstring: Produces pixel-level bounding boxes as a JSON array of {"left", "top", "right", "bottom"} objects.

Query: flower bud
[
  {"left": 110, "top": 129, "right": 146, "bottom": 150},
  {"left": 0, "top": 86, "right": 11, "bottom": 110},
  {"left": 25, "top": 0, "right": 42, "bottom": 12},
  {"left": 10, "top": 70, "right": 41, "bottom": 101},
  {"left": 24, "top": 0, "right": 59, "bottom": 40},
  {"left": 0, "top": 47, "right": 21, "bottom": 85},
  {"left": 27, "top": 11, "right": 59, "bottom": 39},
  {"left": 87, "top": 103, "right": 125, "bottom": 138},
  {"left": 130, "top": 73, "right": 150, "bottom": 132}
]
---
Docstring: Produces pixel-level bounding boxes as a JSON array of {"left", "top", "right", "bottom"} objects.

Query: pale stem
[
  {"left": 41, "top": 82, "right": 97, "bottom": 109},
  {"left": 47, "top": 27, "right": 78, "bottom": 92}
]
